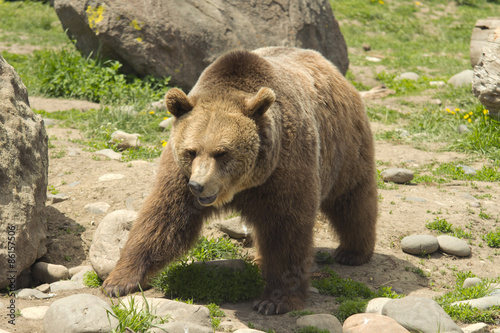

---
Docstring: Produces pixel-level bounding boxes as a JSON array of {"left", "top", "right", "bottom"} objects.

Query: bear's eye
[
  {"left": 186, "top": 150, "right": 197, "bottom": 158},
  {"left": 214, "top": 151, "right": 227, "bottom": 159}
]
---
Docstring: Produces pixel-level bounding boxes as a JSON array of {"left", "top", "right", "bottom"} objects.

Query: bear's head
[{"left": 165, "top": 87, "right": 276, "bottom": 207}]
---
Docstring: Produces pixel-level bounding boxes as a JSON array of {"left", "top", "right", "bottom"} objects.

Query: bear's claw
[
  {"left": 334, "top": 248, "right": 372, "bottom": 266},
  {"left": 102, "top": 276, "right": 142, "bottom": 297},
  {"left": 253, "top": 298, "right": 291, "bottom": 315}
]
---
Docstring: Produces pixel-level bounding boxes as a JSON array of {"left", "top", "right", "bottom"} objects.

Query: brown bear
[{"left": 103, "top": 47, "right": 377, "bottom": 315}]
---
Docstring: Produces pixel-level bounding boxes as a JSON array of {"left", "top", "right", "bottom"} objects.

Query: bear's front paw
[
  {"left": 253, "top": 297, "right": 302, "bottom": 315},
  {"left": 334, "top": 247, "right": 372, "bottom": 266},
  {"left": 102, "top": 274, "right": 142, "bottom": 297}
]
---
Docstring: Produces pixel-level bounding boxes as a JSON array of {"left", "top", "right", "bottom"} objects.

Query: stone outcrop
[
  {"left": 53, "top": 0, "right": 349, "bottom": 90},
  {"left": 472, "top": 26, "right": 500, "bottom": 119},
  {"left": 0, "top": 56, "right": 48, "bottom": 289}
]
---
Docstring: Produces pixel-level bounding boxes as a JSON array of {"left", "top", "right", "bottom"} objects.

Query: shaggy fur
[{"left": 103, "top": 47, "right": 377, "bottom": 315}]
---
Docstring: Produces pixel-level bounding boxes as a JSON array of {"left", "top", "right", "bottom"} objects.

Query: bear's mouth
[{"left": 197, "top": 194, "right": 217, "bottom": 206}]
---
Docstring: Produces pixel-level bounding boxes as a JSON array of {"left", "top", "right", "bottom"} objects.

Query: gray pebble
[
  {"left": 42, "top": 118, "right": 55, "bottom": 127},
  {"left": 98, "top": 173, "right": 125, "bottom": 181},
  {"left": 68, "top": 181, "right": 81, "bottom": 187},
  {"left": 20, "top": 306, "right": 49, "bottom": 320},
  {"left": 216, "top": 216, "right": 252, "bottom": 239},
  {"left": 150, "top": 322, "right": 212, "bottom": 333},
  {"left": 296, "top": 314, "right": 342, "bottom": 333},
  {"left": 380, "top": 168, "right": 414, "bottom": 184},
  {"left": 430, "top": 81, "right": 445, "bottom": 87},
  {"left": 406, "top": 197, "right": 427, "bottom": 202},
  {"left": 401, "top": 235, "right": 439, "bottom": 255},
  {"left": 458, "top": 124, "right": 471, "bottom": 134},
  {"left": 94, "top": 148, "right": 122, "bottom": 160},
  {"left": 461, "top": 322, "right": 488, "bottom": 333},
  {"left": 16, "top": 288, "right": 54, "bottom": 300},
  {"left": 437, "top": 235, "right": 471, "bottom": 257},
  {"left": 452, "top": 296, "right": 500, "bottom": 310},
  {"left": 396, "top": 72, "right": 420, "bottom": 81},
  {"left": 47, "top": 193, "right": 69, "bottom": 204},
  {"left": 32, "top": 262, "right": 69, "bottom": 284},
  {"left": 462, "top": 193, "right": 478, "bottom": 201},
  {"left": 470, "top": 202, "right": 481, "bottom": 208},
  {"left": 365, "top": 297, "right": 393, "bottom": 314},
  {"left": 448, "top": 69, "right": 474, "bottom": 87},
  {"left": 84, "top": 202, "right": 110, "bottom": 215},
  {"left": 36, "top": 283, "right": 50, "bottom": 293},
  {"left": 159, "top": 117, "right": 174, "bottom": 129},
  {"left": 49, "top": 280, "right": 85, "bottom": 292},
  {"left": 463, "top": 277, "right": 482, "bottom": 289},
  {"left": 457, "top": 164, "right": 476, "bottom": 176}
]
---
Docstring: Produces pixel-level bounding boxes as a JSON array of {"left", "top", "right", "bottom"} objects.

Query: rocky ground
[{"left": 1, "top": 83, "right": 500, "bottom": 333}]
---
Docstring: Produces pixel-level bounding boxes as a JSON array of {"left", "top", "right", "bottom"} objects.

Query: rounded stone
[
  {"left": 150, "top": 322, "right": 212, "bottom": 333},
  {"left": 463, "top": 277, "right": 482, "bottom": 289},
  {"left": 44, "top": 294, "right": 118, "bottom": 333},
  {"left": 21, "top": 306, "right": 49, "bottom": 320},
  {"left": 437, "top": 235, "right": 471, "bottom": 257},
  {"left": 458, "top": 124, "right": 471, "bottom": 134},
  {"left": 401, "top": 235, "right": 439, "bottom": 255},
  {"left": 396, "top": 72, "right": 420, "bottom": 81},
  {"left": 380, "top": 168, "right": 414, "bottom": 184},
  {"left": 32, "top": 262, "right": 69, "bottom": 284},
  {"left": 98, "top": 173, "right": 126, "bottom": 182},
  {"left": 448, "top": 69, "right": 474, "bottom": 87},
  {"left": 343, "top": 313, "right": 410, "bottom": 333},
  {"left": 365, "top": 297, "right": 393, "bottom": 314},
  {"left": 159, "top": 117, "right": 174, "bottom": 129},
  {"left": 296, "top": 314, "right": 342, "bottom": 333},
  {"left": 84, "top": 202, "right": 111, "bottom": 215}
]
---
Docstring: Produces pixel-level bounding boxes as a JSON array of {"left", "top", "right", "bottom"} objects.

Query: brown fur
[{"left": 103, "top": 47, "right": 377, "bottom": 315}]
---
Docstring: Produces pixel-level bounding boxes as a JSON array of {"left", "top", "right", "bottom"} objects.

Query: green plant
[
  {"left": 425, "top": 217, "right": 473, "bottom": 239},
  {"left": 435, "top": 271, "right": 500, "bottom": 323},
  {"left": 289, "top": 310, "right": 315, "bottom": 317},
  {"left": 207, "top": 303, "right": 226, "bottom": 330},
  {"left": 314, "top": 251, "right": 335, "bottom": 264},
  {"left": 187, "top": 237, "right": 242, "bottom": 262},
  {"left": 47, "top": 185, "right": 59, "bottom": 195},
  {"left": 83, "top": 270, "right": 102, "bottom": 288},
  {"left": 483, "top": 229, "right": 500, "bottom": 248},
  {"left": 106, "top": 291, "right": 168, "bottom": 333}
]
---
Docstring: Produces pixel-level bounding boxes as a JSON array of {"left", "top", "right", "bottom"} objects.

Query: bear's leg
[
  {"left": 321, "top": 179, "right": 377, "bottom": 266},
  {"left": 102, "top": 145, "right": 210, "bottom": 297},
  {"left": 249, "top": 202, "right": 317, "bottom": 315}
]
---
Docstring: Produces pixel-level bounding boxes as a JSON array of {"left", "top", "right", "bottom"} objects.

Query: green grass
[
  {"left": 435, "top": 271, "right": 500, "bottom": 324},
  {"left": 294, "top": 327, "right": 330, "bottom": 333},
  {"left": 311, "top": 268, "right": 402, "bottom": 322},
  {"left": 83, "top": 270, "right": 102, "bottom": 288},
  {"left": 483, "top": 229, "right": 500, "bottom": 248},
  {"left": 425, "top": 217, "right": 473, "bottom": 239},
  {"left": 0, "top": 1, "right": 67, "bottom": 47},
  {"left": 152, "top": 237, "right": 264, "bottom": 304},
  {"left": 207, "top": 303, "right": 226, "bottom": 330}
]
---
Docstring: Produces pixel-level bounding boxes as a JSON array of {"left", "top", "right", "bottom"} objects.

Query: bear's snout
[{"left": 188, "top": 180, "right": 204, "bottom": 196}]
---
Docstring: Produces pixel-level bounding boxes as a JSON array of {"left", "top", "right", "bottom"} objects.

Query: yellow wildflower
[
  {"left": 464, "top": 114, "right": 469, "bottom": 119},
  {"left": 161, "top": 140, "right": 167, "bottom": 147},
  {"left": 467, "top": 118, "right": 472, "bottom": 123},
  {"left": 149, "top": 111, "right": 155, "bottom": 115},
  {"left": 164, "top": 117, "right": 169, "bottom": 120},
  {"left": 446, "top": 108, "right": 451, "bottom": 113},
  {"left": 454, "top": 108, "right": 460, "bottom": 112},
  {"left": 483, "top": 109, "right": 489, "bottom": 115},
  {"left": 415, "top": 1, "right": 421, "bottom": 5},
  {"left": 379, "top": 0, "right": 384, "bottom": 4},
  {"left": 469, "top": 111, "right": 473, "bottom": 115}
]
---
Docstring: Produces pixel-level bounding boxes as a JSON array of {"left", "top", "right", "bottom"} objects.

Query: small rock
[
  {"left": 462, "top": 193, "right": 478, "bottom": 201},
  {"left": 84, "top": 202, "right": 111, "bottom": 214},
  {"left": 89, "top": 210, "right": 138, "bottom": 280},
  {"left": 16, "top": 288, "right": 53, "bottom": 300},
  {"left": 382, "top": 296, "right": 463, "bottom": 333},
  {"left": 159, "top": 117, "right": 174, "bottom": 129},
  {"left": 68, "top": 265, "right": 90, "bottom": 277},
  {"left": 32, "top": 262, "right": 69, "bottom": 284},
  {"left": 362, "top": 44, "right": 371, "bottom": 51},
  {"left": 110, "top": 130, "right": 141, "bottom": 150},
  {"left": 365, "top": 297, "right": 393, "bottom": 315},
  {"left": 396, "top": 72, "right": 420, "bottom": 81},
  {"left": 462, "top": 322, "right": 488, "bottom": 333},
  {"left": 470, "top": 202, "right": 481, "bottom": 208},
  {"left": 67, "top": 148, "right": 81, "bottom": 156},
  {"left": 309, "top": 286, "right": 319, "bottom": 293},
  {"left": 296, "top": 314, "right": 343, "bottom": 333},
  {"left": 366, "top": 56, "right": 382, "bottom": 62},
  {"left": 393, "top": 287, "right": 404, "bottom": 294},
  {"left": 49, "top": 280, "right": 85, "bottom": 292},
  {"left": 98, "top": 173, "right": 125, "bottom": 182},
  {"left": 120, "top": 297, "right": 211, "bottom": 327},
  {"left": 43, "top": 294, "right": 118, "bottom": 333},
  {"left": 216, "top": 216, "right": 252, "bottom": 239},
  {"left": 457, "top": 124, "right": 471, "bottom": 134},
  {"left": 452, "top": 296, "right": 500, "bottom": 310},
  {"left": 448, "top": 69, "right": 474, "bottom": 87},
  {"left": 406, "top": 197, "right": 427, "bottom": 202},
  {"left": 151, "top": 100, "right": 167, "bottom": 111},
  {"left": 70, "top": 266, "right": 94, "bottom": 284},
  {"left": 437, "top": 235, "right": 471, "bottom": 257},
  {"left": 20, "top": 306, "right": 49, "bottom": 320},
  {"left": 94, "top": 148, "right": 122, "bottom": 160},
  {"left": 395, "top": 129, "right": 410, "bottom": 137},
  {"left": 463, "top": 277, "right": 482, "bottom": 289},
  {"left": 401, "top": 235, "right": 439, "bottom": 255},
  {"left": 431, "top": 98, "right": 443, "bottom": 105},
  {"left": 36, "top": 283, "right": 50, "bottom": 293},
  {"left": 68, "top": 181, "right": 81, "bottom": 187},
  {"left": 380, "top": 168, "right": 414, "bottom": 184},
  {"left": 430, "top": 81, "right": 446, "bottom": 87},
  {"left": 150, "top": 322, "right": 212, "bottom": 333},
  {"left": 42, "top": 118, "right": 55, "bottom": 127},
  {"left": 47, "top": 193, "right": 69, "bottom": 204},
  {"left": 457, "top": 164, "right": 476, "bottom": 176},
  {"left": 343, "top": 313, "right": 410, "bottom": 332}
]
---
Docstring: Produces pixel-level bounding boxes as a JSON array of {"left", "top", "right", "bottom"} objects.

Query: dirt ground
[{"left": 2, "top": 88, "right": 500, "bottom": 332}]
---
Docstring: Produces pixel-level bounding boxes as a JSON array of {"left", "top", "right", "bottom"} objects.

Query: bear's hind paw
[
  {"left": 253, "top": 298, "right": 298, "bottom": 315},
  {"left": 102, "top": 277, "right": 141, "bottom": 297}
]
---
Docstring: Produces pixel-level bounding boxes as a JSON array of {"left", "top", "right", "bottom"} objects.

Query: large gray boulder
[
  {"left": 53, "top": 0, "right": 348, "bottom": 90},
  {"left": 472, "top": 26, "right": 500, "bottom": 119},
  {"left": 0, "top": 56, "right": 48, "bottom": 289}
]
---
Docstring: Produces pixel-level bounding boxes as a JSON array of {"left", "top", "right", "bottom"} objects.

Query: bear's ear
[
  {"left": 165, "top": 88, "right": 194, "bottom": 118},
  {"left": 244, "top": 87, "right": 276, "bottom": 118}
]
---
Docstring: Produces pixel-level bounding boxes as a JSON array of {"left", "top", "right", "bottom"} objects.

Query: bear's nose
[{"left": 188, "top": 180, "right": 204, "bottom": 196}]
